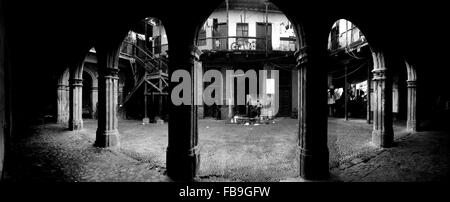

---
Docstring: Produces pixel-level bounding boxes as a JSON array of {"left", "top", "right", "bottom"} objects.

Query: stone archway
[
  {"left": 83, "top": 65, "right": 99, "bottom": 119},
  {"left": 57, "top": 68, "right": 70, "bottom": 124},
  {"left": 325, "top": 17, "right": 399, "bottom": 148},
  {"left": 182, "top": 0, "right": 331, "bottom": 181}
]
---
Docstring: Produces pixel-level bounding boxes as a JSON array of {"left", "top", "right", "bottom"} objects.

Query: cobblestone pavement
[
  {"left": 330, "top": 130, "right": 449, "bottom": 182},
  {"left": 3, "top": 118, "right": 448, "bottom": 182},
  {"left": 4, "top": 123, "right": 169, "bottom": 182},
  {"left": 327, "top": 118, "right": 409, "bottom": 168}
]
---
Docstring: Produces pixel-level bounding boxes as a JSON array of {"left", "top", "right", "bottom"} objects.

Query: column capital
[
  {"left": 57, "top": 84, "right": 68, "bottom": 89},
  {"left": 100, "top": 68, "right": 119, "bottom": 79},
  {"left": 295, "top": 46, "right": 310, "bottom": 66},
  {"left": 190, "top": 45, "right": 202, "bottom": 61},
  {"left": 69, "top": 78, "right": 83, "bottom": 86},
  {"left": 372, "top": 68, "right": 387, "bottom": 81},
  {"left": 406, "top": 80, "right": 417, "bottom": 88}
]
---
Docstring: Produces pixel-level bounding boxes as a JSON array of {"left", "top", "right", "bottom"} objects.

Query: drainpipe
[
  {"left": 265, "top": 2, "right": 269, "bottom": 56},
  {"left": 226, "top": 0, "right": 229, "bottom": 49}
]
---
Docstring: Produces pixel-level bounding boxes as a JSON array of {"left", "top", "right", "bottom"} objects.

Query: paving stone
[{"left": 3, "top": 122, "right": 448, "bottom": 182}]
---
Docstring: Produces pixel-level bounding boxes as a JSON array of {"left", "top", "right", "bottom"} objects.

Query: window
[
  {"left": 198, "top": 27, "right": 207, "bottom": 46},
  {"left": 236, "top": 23, "right": 249, "bottom": 45},
  {"left": 279, "top": 36, "right": 296, "bottom": 51},
  {"left": 154, "top": 35, "right": 161, "bottom": 54}
]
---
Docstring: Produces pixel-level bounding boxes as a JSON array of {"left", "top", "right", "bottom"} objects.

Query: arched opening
[
  {"left": 119, "top": 17, "right": 169, "bottom": 123},
  {"left": 77, "top": 17, "right": 170, "bottom": 172},
  {"left": 112, "top": 17, "right": 170, "bottom": 169},
  {"left": 82, "top": 71, "right": 93, "bottom": 119},
  {"left": 326, "top": 19, "right": 411, "bottom": 171},
  {"left": 194, "top": 0, "right": 299, "bottom": 181},
  {"left": 326, "top": 19, "right": 374, "bottom": 169}
]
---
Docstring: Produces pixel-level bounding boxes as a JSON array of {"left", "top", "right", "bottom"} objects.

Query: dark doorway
[
  {"left": 278, "top": 69, "right": 291, "bottom": 117},
  {"left": 213, "top": 22, "right": 228, "bottom": 50},
  {"left": 82, "top": 72, "right": 92, "bottom": 119},
  {"left": 256, "top": 22, "right": 272, "bottom": 51}
]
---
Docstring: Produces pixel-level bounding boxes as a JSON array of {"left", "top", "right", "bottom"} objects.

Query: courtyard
[{"left": 5, "top": 117, "right": 445, "bottom": 182}]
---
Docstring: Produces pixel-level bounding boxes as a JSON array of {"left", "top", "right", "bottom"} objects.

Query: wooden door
[
  {"left": 213, "top": 23, "right": 228, "bottom": 50},
  {"left": 256, "top": 23, "right": 272, "bottom": 51}
]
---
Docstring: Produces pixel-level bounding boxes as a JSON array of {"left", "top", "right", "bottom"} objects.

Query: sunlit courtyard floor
[{"left": 3, "top": 117, "right": 447, "bottom": 182}]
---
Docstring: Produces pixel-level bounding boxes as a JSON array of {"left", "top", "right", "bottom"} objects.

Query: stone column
[
  {"left": 166, "top": 41, "right": 200, "bottom": 181},
  {"left": 194, "top": 60, "right": 204, "bottom": 119},
  {"left": 65, "top": 86, "right": 70, "bottom": 122},
  {"left": 91, "top": 86, "right": 98, "bottom": 119},
  {"left": 219, "top": 66, "right": 233, "bottom": 120},
  {"left": 371, "top": 51, "right": 393, "bottom": 148},
  {"left": 406, "top": 61, "right": 417, "bottom": 132},
  {"left": 69, "top": 77, "right": 83, "bottom": 130},
  {"left": 193, "top": 46, "right": 204, "bottom": 119},
  {"left": 57, "top": 84, "right": 68, "bottom": 123},
  {"left": 94, "top": 38, "right": 122, "bottom": 147},
  {"left": 95, "top": 67, "right": 120, "bottom": 147},
  {"left": 367, "top": 65, "right": 372, "bottom": 124},
  {"left": 406, "top": 80, "right": 417, "bottom": 132},
  {"left": 296, "top": 45, "right": 329, "bottom": 180}
]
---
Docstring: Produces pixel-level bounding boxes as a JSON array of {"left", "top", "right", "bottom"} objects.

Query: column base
[
  {"left": 94, "top": 129, "right": 119, "bottom": 147},
  {"left": 142, "top": 117, "right": 150, "bottom": 124},
  {"left": 166, "top": 146, "right": 200, "bottom": 181},
  {"left": 220, "top": 105, "right": 231, "bottom": 120},
  {"left": 407, "top": 120, "right": 417, "bottom": 132},
  {"left": 57, "top": 117, "right": 68, "bottom": 124},
  {"left": 299, "top": 148, "right": 329, "bottom": 180},
  {"left": 372, "top": 129, "right": 393, "bottom": 148},
  {"left": 69, "top": 120, "right": 83, "bottom": 131},
  {"left": 197, "top": 106, "right": 204, "bottom": 119}
]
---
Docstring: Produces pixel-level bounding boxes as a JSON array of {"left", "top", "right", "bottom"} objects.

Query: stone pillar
[
  {"left": 217, "top": 66, "right": 233, "bottom": 120},
  {"left": 65, "top": 86, "right": 70, "bottom": 122},
  {"left": 296, "top": 45, "right": 329, "bottom": 180},
  {"left": 94, "top": 39, "right": 122, "bottom": 148},
  {"left": 194, "top": 52, "right": 203, "bottom": 119},
  {"left": 69, "top": 77, "right": 83, "bottom": 130},
  {"left": 91, "top": 86, "right": 98, "bottom": 119},
  {"left": 225, "top": 66, "right": 234, "bottom": 120},
  {"left": 406, "top": 80, "right": 417, "bottom": 132},
  {"left": 371, "top": 51, "right": 393, "bottom": 148},
  {"left": 406, "top": 61, "right": 417, "bottom": 132},
  {"left": 166, "top": 42, "right": 200, "bottom": 181},
  {"left": 57, "top": 84, "right": 69, "bottom": 123},
  {"left": 95, "top": 67, "right": 120, "bottom": 147}
]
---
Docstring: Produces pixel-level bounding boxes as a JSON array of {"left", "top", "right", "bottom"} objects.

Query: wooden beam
[{"left": 145, "top": 79, "right": 163, "bottom": 93}]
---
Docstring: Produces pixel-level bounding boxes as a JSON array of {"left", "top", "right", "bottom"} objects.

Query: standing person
[
  {"left": 328, "top": 88, "right": 336, "bottom": 117},
  {"left": 256, "top": 99, "right": 263, "bottom": 120}
]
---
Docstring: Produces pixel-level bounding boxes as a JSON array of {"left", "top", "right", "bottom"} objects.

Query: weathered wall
[{"left": 198, "top": 8, "right": 296, "bottom": 51}]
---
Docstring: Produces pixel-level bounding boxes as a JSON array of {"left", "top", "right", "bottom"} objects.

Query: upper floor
[
  {"left": 196, "top": 0, "right": 297, "bottom": 52},
  {"left": 328, "top": 19, "right": 368, "bottom": 53}
]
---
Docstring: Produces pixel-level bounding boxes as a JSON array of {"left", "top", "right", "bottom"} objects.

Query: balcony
[
  {"left": 328, "top": 26, "right": 368, "bottom": 54},
  {"left": 197, "top": 36, "right": 296, "bottom": 52}
]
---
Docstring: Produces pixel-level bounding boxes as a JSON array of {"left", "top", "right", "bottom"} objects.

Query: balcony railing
[
  {"left": 329, "top": 26, "right": 367, "bottom": 52},
  {"left": 197, "top": 36, "right": 296, "bottom": 52},
  {"left": 120, "top": 40, "right": 168, "bottom": 72}
]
